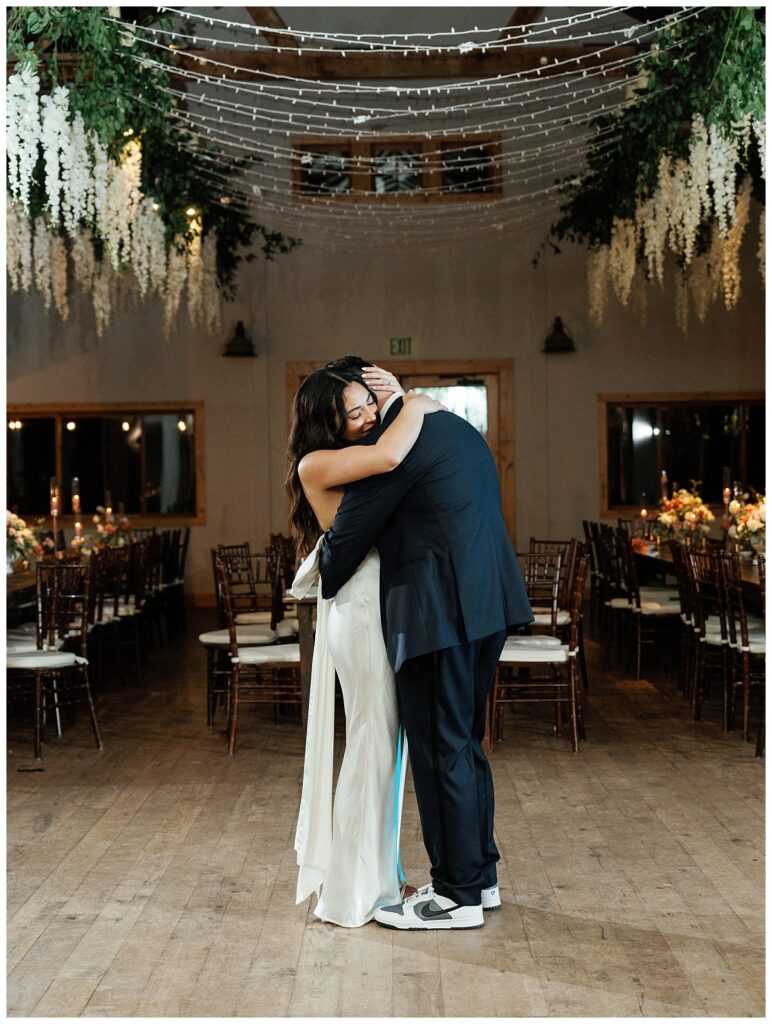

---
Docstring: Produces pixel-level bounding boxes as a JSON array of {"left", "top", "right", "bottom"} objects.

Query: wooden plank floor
[{"left": 7, "top": 611, "right": 765, "bottom": 1017}]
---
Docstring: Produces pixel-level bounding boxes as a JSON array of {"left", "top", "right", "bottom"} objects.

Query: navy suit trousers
[{"left": 395, "top": 629, "right": 507, "bottom": 905}]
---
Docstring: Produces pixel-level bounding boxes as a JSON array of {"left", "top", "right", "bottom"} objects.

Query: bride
[{"left": 286, "top": 364, "right": 444, "bottom": 927}]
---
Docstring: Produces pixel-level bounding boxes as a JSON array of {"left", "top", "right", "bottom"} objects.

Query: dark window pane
[
  {"left": 297, "top": 147, "right": 352, "bottom": 194},
  {"left": 7, "top": 418, "right": 55, "bottom": 514},
  {"left": 62, "top": 417, "right": 142, "bottom": 514},
  {"left": 606, "top": 401, "right": 765, "bottom": 507},
  {"left": 440, "top": 143, "right": 498, "bottom": 194},
  {"left": 372, "top": 148, "right": 421, "bottom": 193},
  {"left": 143, "top": 414, "right": 196, "bottom": 515}
]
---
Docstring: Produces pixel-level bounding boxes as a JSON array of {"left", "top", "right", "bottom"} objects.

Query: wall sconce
[
  {"left": 542, "top": 316, "right": 575, "bottom": 354},
  {"left": 222, "top": 320, "right": 256, "bottom": 357}
]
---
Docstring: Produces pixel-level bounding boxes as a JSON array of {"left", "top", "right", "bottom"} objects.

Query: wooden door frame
[{"left": 285, "top": 359, "right": 516, "bottom": 545}]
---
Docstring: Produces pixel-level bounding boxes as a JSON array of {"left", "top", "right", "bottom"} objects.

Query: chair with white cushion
[
  {"left": 490, "top": 554, "right": 589, "bottom": 752},
  {"left": 685, "top": 549, "right": 731, "bottom": 724},
  {"left": 617, "top": 530, "right": 681, "bottom": 680},
  {"left": 6, "top": 562, "right": 102, "bottom": 760},
  {"left": 215, "top": 556, "right": 301, "bottom": 754}
]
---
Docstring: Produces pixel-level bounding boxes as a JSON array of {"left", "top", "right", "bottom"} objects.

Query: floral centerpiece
[
  {"left": 92, "top": 507, "right": 131, "bottom": 548},
  {"left": 728, "top": 494, "right": 765, "bottom": 553},
  {"left": 656, "top": 484, "right": 715, "bottom": 541},
  {"left": 7, "top": 510, "right": 43, "bottom": 571}
]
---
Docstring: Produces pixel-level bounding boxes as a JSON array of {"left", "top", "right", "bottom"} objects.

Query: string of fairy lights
[{"left": 107, "top": 6, "right": 704, "bottom": 246}]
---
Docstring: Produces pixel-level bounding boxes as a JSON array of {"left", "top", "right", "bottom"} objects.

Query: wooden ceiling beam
[
  {"left": 244, "top": 7, "right": 299, "bottom": 49},
  {"left": 171, "top": 44, "right": 638, "bottom": 81}
]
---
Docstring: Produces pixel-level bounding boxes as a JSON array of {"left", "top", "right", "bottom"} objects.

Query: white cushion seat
[
  {"left": 235, "top": 610, "right": 273, "bottom": 625},
  {"left": 638, "top": 601, "right": 682, "bottom": 616},
  {"left": 7, "top": 638, "right": 64, "bottom": 653},
  {"left": 531, "top": 610, "right": 570, "bottom": 627},
  {"left": 198, "top": 627, "right": 278, "bottom": 648},
  {"left": 235, "top": 644, "right": 301, "bottom": 666},
  {"left": 7, "top": 650, "right": 87, "bottom": 670},
  {"left": 499, "top": 636, "right": 568, "bottom": 664},
  {"left": 606, "top": 597, "right": 632, "bottom": 609}
]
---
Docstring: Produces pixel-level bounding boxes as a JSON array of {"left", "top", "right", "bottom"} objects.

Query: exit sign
[{"left": 386, "top": 336, "right": 420, "bottom": 357}]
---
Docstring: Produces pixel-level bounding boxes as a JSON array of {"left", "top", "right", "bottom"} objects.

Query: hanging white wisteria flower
[
  {"left": 201, "top": 229, "right": 222, "bottom": 336},
  {"left": 70, "top": 227, "right": 96, "bottom": 292},
  {"left": 6, "top": 195, "right": 33, "bottom": 293},
  {"left": 752, "top": 118, "right": 766, "bottom": 181},
  {"left": 758, "top": 207, "right": 765, "bottom": 285},
  {"left": 131, "top": 196, "right": 163, "bottom": 298},
  {"left": 688, "top": 115, "right": 711, "bottom": 225},
  {"left": 186, "top": 216, "right": 204, "bottom": 328},
  {"left": 708, "top": 123, "right": 740, "bottom": 239},
  {"left": 674, "top": 270, "right": 689, "bottom": 335},
  {"left": 50, "top": 233, "right": 70, "bottom": 322},
  {"left": 587, "top": 245, "right": 610, "bottom": 327},
  {"left": 629, "top": 265, "right": 648, "bottom": 327},
  {"left": 6, "top": 64, "right": 40, "bottom": 212},
  {"left": 721, "top": 176, "right": 752, "bottom": 310},
  {"left": 32, "top": 218, "right": 53, "bottom": 311},
  {"left": 687, "top": 224, "right": 723, "bottom": 323},
  {"left": 60, "top": 111, "right": 94, "bottom": 235},
  {"left": 608, "top": 217, "right": 637, "bottom": 306},
  {"left": 92, "top": 259, "right": 114, "bottom": 339},
  {"left": 164, "top": 238, "right": 188, "bottom": 339},
  {"left": 39, "top": 85, "right": 70, "bottom": 227}
]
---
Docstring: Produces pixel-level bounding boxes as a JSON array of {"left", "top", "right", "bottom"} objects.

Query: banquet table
[{"left": 634, "top": 543, "right": 762, "bottom": 587}]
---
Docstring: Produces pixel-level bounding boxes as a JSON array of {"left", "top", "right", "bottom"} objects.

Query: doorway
[{"left": 285, "top": 359, "right": 515, "bottom": 543}]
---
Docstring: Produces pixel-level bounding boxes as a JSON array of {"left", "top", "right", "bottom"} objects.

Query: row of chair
[
  {"left": 583, "top": 520, "right": 765, "bottom": 754},
  {"left": 6, "top": 528, "right": 190, "bottom": 759}
]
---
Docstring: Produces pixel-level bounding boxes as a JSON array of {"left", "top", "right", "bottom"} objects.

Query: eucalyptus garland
[
  {"left": 6, "top": 6, "right": 300, "bottom": 333},
  {"left": 540, "top": 7, "right": 765, "bottom": 330}
]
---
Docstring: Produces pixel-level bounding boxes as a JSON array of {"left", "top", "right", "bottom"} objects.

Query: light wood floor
[{"left": 7, "top": 611, "right": 765, "bottom": 1017}]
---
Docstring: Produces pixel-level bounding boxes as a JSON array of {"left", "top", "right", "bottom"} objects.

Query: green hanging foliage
[
  {"left": 539, "top": 7, "right": 765, "bottom": 258},
  {"left": 6, "top": 6, "right": 301, "bottom": 298}
]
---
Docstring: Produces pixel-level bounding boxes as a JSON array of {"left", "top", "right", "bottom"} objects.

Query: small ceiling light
[
  {"left": 542, "top": 317, "right": 576, "bottom": 354},
  {"left": 8, "top": 421, "right": 16, "bottom": 430},
  {"left": 186, "top": 206, "right": 197, "bottom": 217},
  {"left": 219, "top": 196, "right": 231, "bottom": 205},
  {"left": 177, "top": 419, "right": 187, "bottom": 432},
  {"left": 66, "top": 420, "right": 77, "bottom": 431},
  {"left": 122, "top": 127, "right": 134, "bottom": 137},
  {"left": 122, "top": 420, "right": 131, "bottom": 432},
  {"left": 16, "top": 420, "right": 22, "bottom": 429},
  {"left": 152, "top": 202, "right": 160, "bottom": 211},
  {"left": 222, "top": 320, "right": 256, "bottom": 358}
]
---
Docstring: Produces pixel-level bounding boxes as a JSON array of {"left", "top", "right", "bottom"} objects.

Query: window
[
  {"left": 600, "top": 394, "right": 765, "bottom": 513},
  {"left": 292, "top": 134, "right": 501, "bottom": 201},
  {"left": 7, "top": 403, "right": 204, "bottom": 521}
]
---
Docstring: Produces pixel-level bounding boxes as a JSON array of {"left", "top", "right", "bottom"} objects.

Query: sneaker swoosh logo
[{"left": 415, "top": 900, "right": 461, "bottom": 920}]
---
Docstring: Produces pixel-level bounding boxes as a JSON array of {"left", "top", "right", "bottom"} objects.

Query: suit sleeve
[{"left": 319, "top": 464, "right": 411, "bottom": 598}]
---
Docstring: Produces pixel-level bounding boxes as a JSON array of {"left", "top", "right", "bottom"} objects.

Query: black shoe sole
[{"left": 482, "top": 904, "right": 501, "bottom": 912}]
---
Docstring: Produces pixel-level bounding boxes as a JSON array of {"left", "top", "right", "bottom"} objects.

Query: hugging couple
[{"left": 286, "top": 355, "right": 532, "bottom": 930}]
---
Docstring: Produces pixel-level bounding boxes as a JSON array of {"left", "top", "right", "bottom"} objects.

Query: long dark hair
[{"left": 285, "top": 367, "right": 377, "bottom": 557}]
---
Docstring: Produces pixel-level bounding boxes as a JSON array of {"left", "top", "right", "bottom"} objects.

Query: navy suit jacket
[{"left": 319, "top": 399, "right": 533, "bottom": 672}]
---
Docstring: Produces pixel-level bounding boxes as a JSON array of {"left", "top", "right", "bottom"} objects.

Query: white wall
[{"left": 7, "top": 207, "right": 765, "bottom": 600}]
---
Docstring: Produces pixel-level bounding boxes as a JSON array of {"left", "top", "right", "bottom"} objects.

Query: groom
[{"left": 319, "top": 356, "right": 532, "bottom": 930}]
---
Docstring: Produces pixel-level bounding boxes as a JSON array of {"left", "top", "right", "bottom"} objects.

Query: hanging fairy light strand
[
  {"left": 111, "top": 8, "right": 674, "bottom": 57},
  {"left": 122, "top": 12, "right": 701, "bottom": 98},
  {"left": 157, "top": 6, "right": 642, "bottom": 49}
]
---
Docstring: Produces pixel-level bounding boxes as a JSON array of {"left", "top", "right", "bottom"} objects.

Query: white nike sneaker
[
  {"left": 481, "top": 885, "right": 501, "bottom": 911},
  {"left": 374, "top": 892, "right": 484, "bottom": 930}
]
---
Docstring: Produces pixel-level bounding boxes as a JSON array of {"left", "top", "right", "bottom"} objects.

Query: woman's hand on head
[
  {"left": 360, "top": 364, "right": 402, "bottom": 396},
  {"left": 403, "top": 391, "right": 448, "bottom": 414}
]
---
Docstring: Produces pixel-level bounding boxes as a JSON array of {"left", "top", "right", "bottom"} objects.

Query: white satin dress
[{"left": 290, "top": 539, "right": 407, "bottom": 927}]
